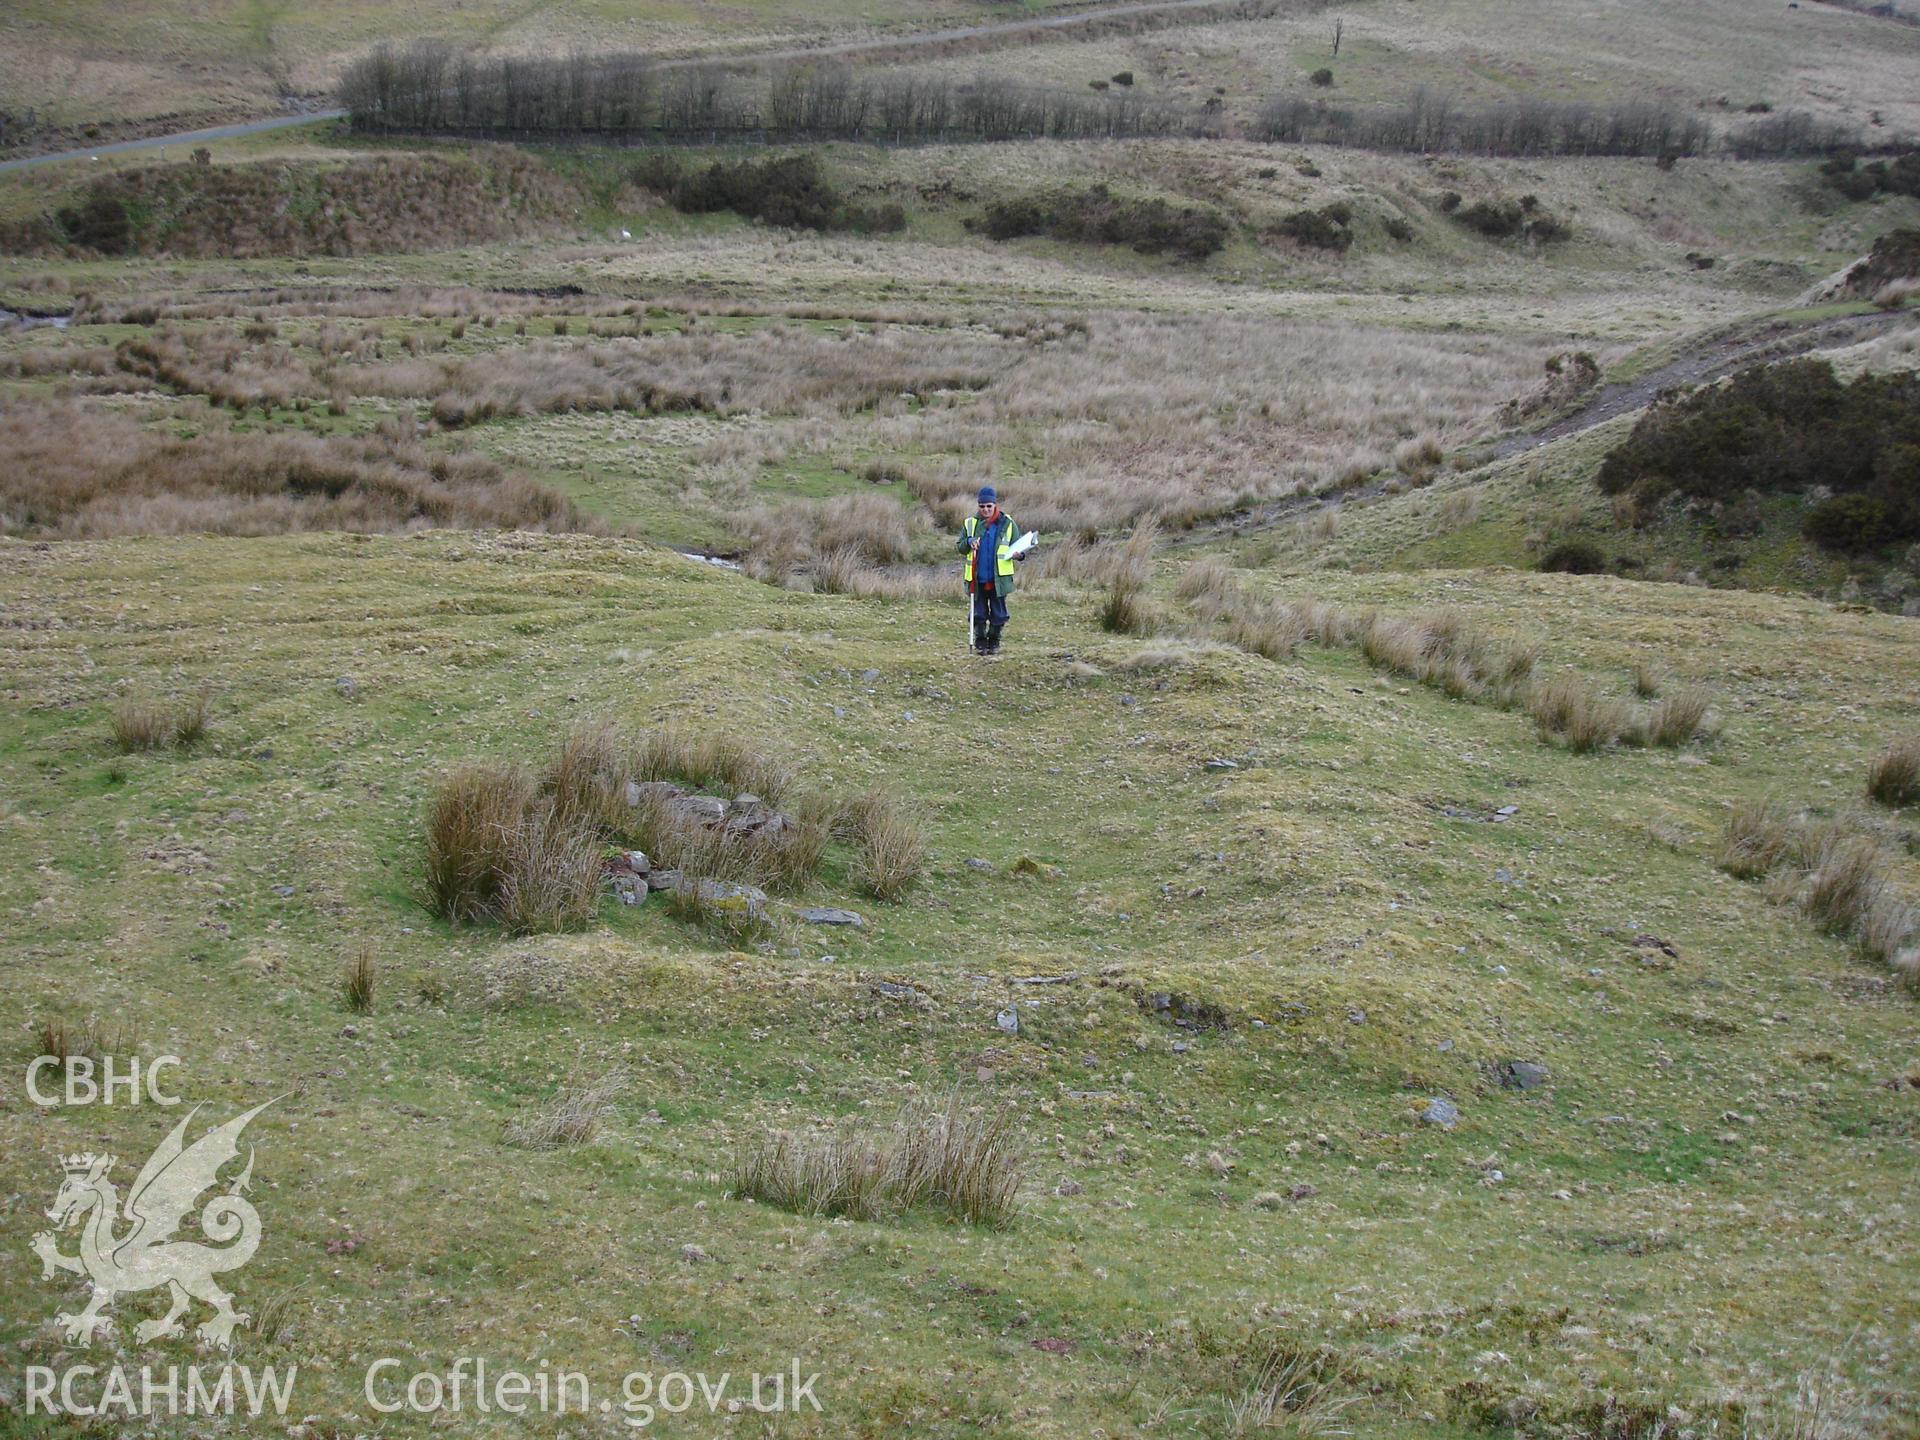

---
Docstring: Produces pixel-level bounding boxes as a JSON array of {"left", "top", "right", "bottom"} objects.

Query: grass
[
  {"left": 341, "top": 942, "right": 377, "bottom": 1014},
  {"left": 1, "top": 532, "right": 1916, "bottom": 1432},
  {"left": 1225, "top": 1341, "right": 1358, "bottom": 1438},
  {"left": 1801, "top": 827, "right": 1885, "bottom": 937},
  {"left": 892, "top": 0, "right": 1920, "bottom": 138},
  {"left": 501, "top": 1065, "right": 629, "bottom": 1149},
  {"left": 735, "top": 1092, "right": 1023, "bottom": 1227},
  {"left": 493, "top": 802, "right": 604, "bottom": 936},
  {"left": 843, "top": 787, "right": 928, "bottom": 900},
  {"left": 249, "top": 1283, "right": 307, "bottom": 1348},
  {"left": 1100, "top": 516, "right": 1159, "bottom": 635},
  {"left": 110, "top": 689, "right": 209, "bottom": 751},
  {"left": 434, "top": 717, "right": 907, "bottom": 944},
  {"left": 1720, "top": 798, "right": 1797, "bottom": 880},
  {"left": 32, "top": 1014, "right": 135, "bottom": 1067},
  {"left": 4, "top": 55, "right": 1920, "bottom": 1430},
  {"left": 423, "top": 761, "right": 539, "bottom": 925},
  {"left": 0, "top": 286, "right": 1563, "bottom": 542},
  {"left": 1, "top": 394, "right": 597, "bottom": 538},
  {"left": 1716, "top": 804, "right": 1917, "bottom": 982},
  {"left": 1643, "top": 686, "right": 1713, "bottom": 748},
  {"left": 1867, "top": 738, "right": 1920, "bottom": 806},
  {"left": 1528, "top": 673, "right": 1631, "bottom": 752}
]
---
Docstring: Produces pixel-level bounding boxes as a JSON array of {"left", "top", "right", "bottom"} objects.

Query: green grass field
[
  {"left": 1, "top": 4, "right": 1918, "bottom": 1432},
  {"left": 0, "top": 532, "right": 1915, "bottom": 1435}
]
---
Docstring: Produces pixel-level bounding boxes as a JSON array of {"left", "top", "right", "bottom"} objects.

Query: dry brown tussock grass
[
  {"left": 0, "top": 399, "right": 598, "bottom": 539},
  {"left": 1100, "top": 516, "right": 1160, "bottom": 635},
  {"left": 1717, "top": 805, "right": 1918, "bottom": 977},
  {"left": 1866, "top": 738, "right": 1920, "bottom": 806},
  {"left": 341, "top": 944, "right": 378, "bottom": 1015},
  {"left": 503, "top": 1066, "right": 629, "bottom": 1149},
  {"left": 110, "top": 689, "right": 210, "bottom": 752},
  {"left": 113, "top": 327, "right": 326, "bottom": 411},
  {"left": 1642, "top": 687, "right": 1713, "bottom": 748},
  {"left": 735, "top": 1092, "right": 1022, "bottom": 1227},
  {"left": 1718, "top": 799, "right": 1796, "bottom": 880},
  {"left": 222, "top": 306, "right": 1549, "bottom": 536},
  {"left": 743, "top": 492, "right": 921, "bottom": 585},
  {"left": 41, "top": 300, "right": 1546, "bottom": 542},
  {"left": 872, "top": 313, "right": 1551, "bottom": 532},
  {"left": 1527, "top": 673, "right": 1632, "bottom": 752},
  {"left": 356, "top": 325, "right": 1002, "bottom": 429}
]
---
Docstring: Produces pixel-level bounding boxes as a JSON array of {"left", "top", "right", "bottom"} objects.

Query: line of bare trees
[
  {"left": 339, "top": 43, "right": 1890, "bottom": 159},
  {"left": 338, "top": 44, "right": 1186, "bottom": 143},
  {"left": 1256, "top": 88, "right": 1714, "bottom": 158},
  {"left": 1255, "top": 87, "right": 1894, "bottom": 159}
]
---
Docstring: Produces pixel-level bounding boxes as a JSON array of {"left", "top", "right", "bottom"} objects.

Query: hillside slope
[{"left": 0, "top": 533, "right": 1914, "bottom": 1435}]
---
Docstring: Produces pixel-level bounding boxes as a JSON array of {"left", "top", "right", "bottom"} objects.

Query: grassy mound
[{"left": 2, "top": 150, "right": 584, "bottom": 258}]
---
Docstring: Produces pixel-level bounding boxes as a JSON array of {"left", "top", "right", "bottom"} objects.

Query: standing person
[{"left": 958, "top": 486, "right": 1021, "bottom": 656}]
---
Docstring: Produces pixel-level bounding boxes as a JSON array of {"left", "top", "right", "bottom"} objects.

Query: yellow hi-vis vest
[{"left": 963, "top": 512, "right": 1018, "bottom": 592}]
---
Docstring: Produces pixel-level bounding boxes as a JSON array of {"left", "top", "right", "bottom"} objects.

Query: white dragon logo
[{"left": 31, "top": 1100, "right": 275, "bottom": 1349}]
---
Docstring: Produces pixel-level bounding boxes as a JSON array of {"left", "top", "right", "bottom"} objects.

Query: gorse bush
[
  {"left": 1597, "top": 360, "right": 1920, "bottom": 554},
  {"left": 1452, "top": 194, "right": 1571, "bottom": 244},
  {"left": 1822, "top": 152, "right": 1920, "bottom": 203},
  {"left": 1277, "top": 203, "right": 1354, "bottom": 251},
  {"left": 636, "top": 152, "right": 905, "bottom": 235},
  {"left": 1725, "top": 109, "right": 1867, "bottom": 159},
  {"left": 979, "top": 185, "right": 1229, "bottom": 260},
  {"left": 1843, "top": 228, "right": 1920, "bottom": 298},
  {"left": 1539, "top": 539, "right": 1607, "bottom": 574},
  {"left": 54, "top": 193, "right": 132, "bottom": 255}
]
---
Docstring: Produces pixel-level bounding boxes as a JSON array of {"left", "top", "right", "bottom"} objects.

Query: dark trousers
[{"left": 972, "top": 584, "right": 1009, "bottom": 647}]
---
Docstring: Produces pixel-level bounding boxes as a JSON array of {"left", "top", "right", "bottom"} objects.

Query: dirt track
[
  {"left": 1489, "top": 307, "right": 1917, "bottom": 459},
  {"left": 1172, "top": 307, "right": 1920, "bottom": 548}
]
